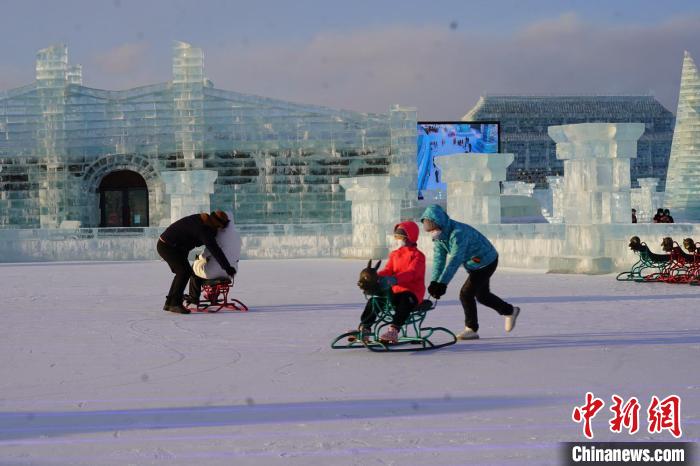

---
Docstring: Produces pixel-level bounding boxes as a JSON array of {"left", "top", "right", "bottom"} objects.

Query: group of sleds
[{"left": 617, "top": 236, "right": 700, "bottom": 285}]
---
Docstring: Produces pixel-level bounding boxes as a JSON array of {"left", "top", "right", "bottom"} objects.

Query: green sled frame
[
  {"left": 331, "top": 295, "right": 457, "bottom": 352},
  {"left": 615, "top": 243, "right": 669, "bottom": 282}
]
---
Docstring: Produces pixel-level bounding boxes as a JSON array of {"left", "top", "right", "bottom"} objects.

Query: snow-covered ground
[{"left": 1, "top": 259, "right": 698, "bottom": 465}]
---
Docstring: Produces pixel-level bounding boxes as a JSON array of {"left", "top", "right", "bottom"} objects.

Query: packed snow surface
[{"left": 1, "top": 259, "right": 698, "bottom": 465}]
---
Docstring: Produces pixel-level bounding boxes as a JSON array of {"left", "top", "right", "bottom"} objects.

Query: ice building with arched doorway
[{"left": 0, "top": 42, "right": 417, "bottom": 229}]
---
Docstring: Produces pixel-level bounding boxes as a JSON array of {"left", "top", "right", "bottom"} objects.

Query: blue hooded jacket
[{"left": 420, "top": 204, "right": 498, "bottom": 284}]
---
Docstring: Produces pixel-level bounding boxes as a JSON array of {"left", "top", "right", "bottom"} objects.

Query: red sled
[{"left": 188, "top": 278, "right": 249, "bottom": 313}]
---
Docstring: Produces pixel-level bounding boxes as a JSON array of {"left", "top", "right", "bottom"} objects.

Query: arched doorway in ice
[{"left": 98, "top": 170, "right": 149, "bottom": 227}]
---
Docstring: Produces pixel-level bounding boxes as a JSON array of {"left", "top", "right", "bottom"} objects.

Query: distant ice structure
[{"left": 665, "top": 51, "right": 700, "bottom": 222}]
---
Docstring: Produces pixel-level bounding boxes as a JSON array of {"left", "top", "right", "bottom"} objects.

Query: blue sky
[{"left": 1, "top": 0, "right": 698, "bottom": 118}]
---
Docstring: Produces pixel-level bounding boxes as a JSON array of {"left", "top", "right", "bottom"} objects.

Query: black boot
[
  {"left": 165, "top": 303, "right": 191, "bottom": 314},
  {"left": 163, "top": 295, "right": 172, "bottom": 311},
  {"left": 164, "top": 296, "right": 190, "bottom": 314}
]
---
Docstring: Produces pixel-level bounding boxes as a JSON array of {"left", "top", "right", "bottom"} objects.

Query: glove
[
  {"left": 384, "top": 276, "right": 398, "bottom": 286},
  {"left": 225, "top": 266, "right": 237, "bottom": 277},
  {"left": 428, "top": 281, "right": 447, "bottom": 299}
]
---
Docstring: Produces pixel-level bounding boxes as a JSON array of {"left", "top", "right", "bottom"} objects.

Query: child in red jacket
[{"left": 357, "top": 221, "right": 426, "bottom": 343}]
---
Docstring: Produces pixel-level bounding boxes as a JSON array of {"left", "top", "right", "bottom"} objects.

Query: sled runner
[
  {"left": 187, "top": 278, "right": 248, "bottom": 313},
  {"left": 331, "top": 295, "right": 456, "bottom": 352}
]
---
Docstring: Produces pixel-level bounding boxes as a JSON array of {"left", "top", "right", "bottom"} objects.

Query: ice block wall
[{"left": 161, "top": 170, "right": 218, "bottom": 223}]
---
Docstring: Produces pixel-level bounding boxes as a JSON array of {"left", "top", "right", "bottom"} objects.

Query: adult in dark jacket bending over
[{"left": 157, "top": 210, "right": 236, "bottom": 314}]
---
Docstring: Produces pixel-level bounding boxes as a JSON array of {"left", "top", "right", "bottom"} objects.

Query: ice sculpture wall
[
  {"left": 665, "top": 51, "right": 700, "bottom": 222},
  {"left": 0, "top": 42, "right": 413, "bottom": 228}
]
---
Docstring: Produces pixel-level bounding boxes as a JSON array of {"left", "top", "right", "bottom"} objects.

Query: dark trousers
[
  {"left": 360, "top": 291, "right": 418, "bottom": 329},
  {"left": 157, "top": 240, "right": 193, "bottom": 305},
  {"left": 459, "top": 257, "right": 513, "bottom": 332},
  {"left": 188, "top": 275, "right": 203, "bottom": 302}
]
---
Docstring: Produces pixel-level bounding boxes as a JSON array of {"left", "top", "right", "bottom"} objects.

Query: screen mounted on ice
[{"left": 417, "top": 121, "right": 500, "bottom": 198}]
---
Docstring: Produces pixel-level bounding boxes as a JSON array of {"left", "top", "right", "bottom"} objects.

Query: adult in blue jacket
[{"left": 421, "top": 204, "right": 520, "bottom": 340}]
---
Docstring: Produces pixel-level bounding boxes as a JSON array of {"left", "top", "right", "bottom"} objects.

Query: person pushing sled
[{"left": 421, "top": 204, "right": 520, "bottom": 340}]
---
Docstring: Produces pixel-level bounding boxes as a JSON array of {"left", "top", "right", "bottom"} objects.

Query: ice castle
[{"left": 0, "top": 42, "right": 416, "bottom": 229}]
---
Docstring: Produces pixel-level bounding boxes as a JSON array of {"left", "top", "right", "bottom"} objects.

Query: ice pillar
[
  {"left": 548, "top": 123, "right": 643, "bottom": 224},
  {"left": 435, "top": 153, "right": 514, "bottom": 224},
  {"left": 547, "top": 123, "right": 644, "bottom": 273},
  {"left": 339, "top": 175, "right": 410, "bottom": 258},
  {"left": 172, "top": 41, "right": 206, "bottom": 170},
  {"left": 161, "top": 170, "right": 218, "bottom": 224},
  {"left": 546, "top": 176, "right": 564, "bottom": 223}
]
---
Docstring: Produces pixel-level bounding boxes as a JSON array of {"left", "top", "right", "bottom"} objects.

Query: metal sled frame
[
  {"left": 660, "top": 244, "right": 695, "bottom": 284},
  {"left": 616, "top": 242, "right": 669, "bottom": 282},
  {"left": 331, "top": 294, "right": 456, "bottom": 352},
  {"left": 188, "top": 278, "right": 249, "bottom": 313},
  {"left": 641, "top": 243, "right": 691, "bottom": 284},
  {"left": 618, "top": 239, "right": 700, "bottom": 285}
]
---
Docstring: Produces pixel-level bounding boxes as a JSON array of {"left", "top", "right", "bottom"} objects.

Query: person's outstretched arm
[{"left": 437, "top": 232, "right": 467, "bottom": 285}]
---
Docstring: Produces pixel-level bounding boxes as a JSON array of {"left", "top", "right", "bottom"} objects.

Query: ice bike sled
[
  {"left": 616, "top": 236, "right": 669, "bottom": 282},
  {"left": 638, "top": 237, "right": 694, "bottom": 284},
  {"left": 331, "top": 294, "right": 457, "bottom": 352},
  {"left": 186, "top": 277, "right": 249, "bottom": 313},
  {"left": 616, "top": 236, "right": 700, "bottom": 285}
]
